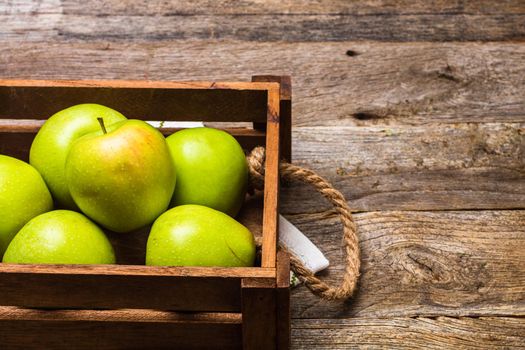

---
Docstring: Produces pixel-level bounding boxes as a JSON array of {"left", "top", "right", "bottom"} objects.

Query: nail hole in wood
[
  {"left": 346, "top": 50, "right": 359, "bottom": 57},
  {"left": 353, "top": 112, "right": 380, "bottom": 120}
]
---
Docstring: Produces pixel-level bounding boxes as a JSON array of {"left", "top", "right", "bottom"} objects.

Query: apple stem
[{"left": 97, "top": 117, "right": 107, "bottom": 134}]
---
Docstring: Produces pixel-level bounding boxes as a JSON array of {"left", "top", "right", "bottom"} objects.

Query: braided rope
[{"left": 247, "top": 147, "right": 360, "bottom": 301}]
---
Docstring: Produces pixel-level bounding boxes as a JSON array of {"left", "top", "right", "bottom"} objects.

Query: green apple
[
  {"left": 65, "top": 119, "right": 176, "bottom": 233},
  {"left": 30, "top": 104, "right": 127, "bottom": 209},
  {"left": 166, "top": 127, "right": 248, "bottom": 217},
  {"left": 0, "top": 155, "right": 53, "bottom": 257},
  {"left": 146, "top": 204, "right": 255, "bottom": 267},
  {"left": 3, "top": 210, "right": 115, "bottom": 264}
]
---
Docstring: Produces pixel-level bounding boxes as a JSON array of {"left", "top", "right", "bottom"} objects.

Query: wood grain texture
[
  {"left": 261, "top": 86, "right": 281, "bottom": 268},
  {"left": 0, "top": 263, "right": 273, "bottom": 278},
  {"left": 0, "top": 306, "right": 242, "bottom": 323},
  {"left": 0, "top": 80, "right": 269, "bottom": 122},
  {"left": 0, "top": 307, "right": 242, "bottom": 349},
  {"left": 288, "top": 210, "right": 525, "bottom": 319},
  {"left": 58, "top": 1, "right": 525, "bottom": 15},
  {"left": 0, "top": 268, "right": 243, "bottom": 311},
  {"left": 4, "top": 0, "right": 525, "bottom": 16},
  {"left": 1, "top": 0, "right": 524, "bottom": 42},
  {"left": 291, "top": 317, "right": 525, "bottom": 349},
  {"left": 277, "top": 251, "right": 291, "bottom": 350},
  {"left": 280, "top": 123, "right": 525, "bottom": 212},
  {"left": 1, "top": 42, "right": 524, "bottom": 126},
  {"left": 242, "top": 278, "right": 277, "bottom": 349}
]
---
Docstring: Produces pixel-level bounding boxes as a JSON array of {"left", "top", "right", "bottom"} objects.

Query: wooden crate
[{"left": 0, "top": 76, "right": 292, "bottom": 349}]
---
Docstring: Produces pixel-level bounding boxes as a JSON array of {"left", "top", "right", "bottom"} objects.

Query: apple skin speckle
[
  {"left": 29, "top": 104, "right": 127, "bottom": 209},
  {"left": 3, "top": 210, "right": 115, "bottom": 265},
  {"left": 166, "top": 127, "right": 248, "bottom": 217},
  {"left": 65, "top": 120, "right": 176, "bottom": 233},
  {"left": 146, "top": 205, "right": 255, "bottom": 267},
  {"left": 0, "top": 155, "right": 53, "bottom": 257}
]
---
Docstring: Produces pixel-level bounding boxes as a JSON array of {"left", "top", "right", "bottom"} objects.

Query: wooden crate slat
[
  {"left": 0, "top": 307, "right": 242, "bottom": 349},
  {"left": 0, "top": 79, "right": 277, "bottom": 90},
  {"left": 0, "top": 320, "right": 241, "bottom": 349},
  {"left": 0, "top": 306, "right": 242, "bottom": 323},
  {"left": 261, "top": 86, "right": 281, "bottom": 268},
  {"left": 0, "top": 80, "right": 271, "bottom": 122},
  {"left": 0, "top": 271, "right": 241, "bottom": 311},
  {"left": 0, "top": 264, "right": 274, "bottom": 278},
  {"left": 0, "top": 265, "right": 274, "bottom": 312}
]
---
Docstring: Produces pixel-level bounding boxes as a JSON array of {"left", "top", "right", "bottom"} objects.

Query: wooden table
[{"left": 1, "top": 1, "right": 524, "bottom": 348}]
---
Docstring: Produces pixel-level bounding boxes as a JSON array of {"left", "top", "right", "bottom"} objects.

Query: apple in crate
[
  {"left": 166, "top": 127, "right": 248, "bottom": 217},
  {"left": 0, "top": 155, "right": 54, "bottom": 257},
  {"left": 146, "top": 205, "right": 256, "bottom": 267},
  {"left": 65, "top": 119, "right": 176, "bottom": 233},
  {"left": 30, "top": 104, "right": 127, "bottom": 209},
  {"left": 3, "top": 210, "right": 115, "bottom": 264}
]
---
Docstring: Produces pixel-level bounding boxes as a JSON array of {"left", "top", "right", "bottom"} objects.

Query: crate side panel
[
  {"left": 0, "top": 86, "right": 267, "bottom": 122},
  {"left": 0, "top": 273, "right": 241, "bottom": 312},
  {"left": 0, "top": 319, "right": 241, "bottom": 349}
]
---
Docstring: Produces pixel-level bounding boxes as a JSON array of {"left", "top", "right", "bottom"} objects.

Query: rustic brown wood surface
[
  {"left": 1, "top": 0, "right": 524, "bottom": 348},
  {"left": 291, "top": 317, "right": 525, "bottom": 349},
  {"left": 261, "top": 86, "right": 281, "bottom": 268},
  {"left": 2, "top": 42, "right": 524, "bottom": 126},
  {"left": 2, "top": 0, "right": 525, "bottom": 42}
]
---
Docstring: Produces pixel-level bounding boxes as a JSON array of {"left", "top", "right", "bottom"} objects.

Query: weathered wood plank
[
  {"left": 291, "top": 317, "right": 525, "bottom": 349},
  {"left": 241, "top": 278, "right": 277, "bottom": 349},
  {"left": 1, "top": 1, "right": 524, "bottom": 42},
  {"left": 40, "top": 15, "right": 525, "bottom": 42},
  {"left": 276, "top": 251, "right": 291, "bottom": 350},
  {"left": 0, "top": 0, "right": 61, "bottom": 14},
  {"left": 280, "top": 123, "right": 525, "bottom": 212},
  {"left": 59, "top": 1, "right": 525, "bottom": 16},
  {"left": 0, "top": 307, "right": 242, "bottom": 323},
  {"left": 289, "top": 210, "right": 525, "bottom": 318},
  {"left": 4, "top": 0, "right": 525, "bottom": 16},
  {"left": 1, "top": 42, "right": 524, "bottom": 126}
]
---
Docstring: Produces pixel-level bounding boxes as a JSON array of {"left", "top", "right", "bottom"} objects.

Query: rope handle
[{"left": 247, "top": 147, "right": 360, "bottom": 301}]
